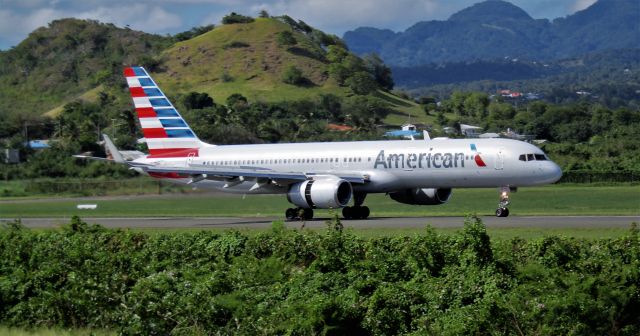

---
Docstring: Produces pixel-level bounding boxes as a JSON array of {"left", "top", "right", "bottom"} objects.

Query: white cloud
[
  {"left": 571, "top": 0, "right": 597, "bottom": 12},
  {"left": 76, "top": 5, "right": 182, "bottom": 32},
  {"left": 248, "top": 0, "right": 439, "bottom": 33}
]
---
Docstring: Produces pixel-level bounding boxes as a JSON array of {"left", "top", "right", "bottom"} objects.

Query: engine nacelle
[
  {"left": 287, "top": 178, "right": 352, "bottom": 209},
  {"left": 389, "top": 188, "right": 452, "bottom": 205}
]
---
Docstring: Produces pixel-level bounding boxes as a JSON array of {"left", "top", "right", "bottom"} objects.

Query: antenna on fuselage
[{"left": 423, "top": 130, "right": 431, "bottom": 141}]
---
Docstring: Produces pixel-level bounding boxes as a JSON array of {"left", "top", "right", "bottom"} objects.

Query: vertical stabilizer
[{"left": 123, "top": 66, "right": 207, "bottom": 158}]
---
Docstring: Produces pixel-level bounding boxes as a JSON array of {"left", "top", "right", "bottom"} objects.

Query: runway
[{"left": 4, "top": 215, "right": 639, "bottom": 229}]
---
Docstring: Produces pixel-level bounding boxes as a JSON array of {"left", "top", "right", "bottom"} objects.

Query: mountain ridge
[{"left": 343, "top": 0, "right": 640, "bottom": 66}]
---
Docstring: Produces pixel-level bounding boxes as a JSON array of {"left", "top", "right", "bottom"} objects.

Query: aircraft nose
[{"left": 544, "top": 162, "right": 563, "bottom": 183}]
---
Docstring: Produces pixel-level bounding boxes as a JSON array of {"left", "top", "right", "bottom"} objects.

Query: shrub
[
  {"left": 281, "top": 65, "right": 305, "bottom": 85},
  {"left": 221, "top": 12, "right": 254, "bottom": 24}
]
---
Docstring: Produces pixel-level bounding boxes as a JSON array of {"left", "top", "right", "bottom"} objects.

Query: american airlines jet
[{"left": 83, "top": 67, "right": 562, "bottom": 220}]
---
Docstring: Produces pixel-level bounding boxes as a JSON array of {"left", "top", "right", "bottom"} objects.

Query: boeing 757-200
[{"left": 77, "top": 67, "right": 562, "bottom": 219}]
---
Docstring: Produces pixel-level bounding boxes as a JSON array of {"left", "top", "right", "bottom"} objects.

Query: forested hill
[
  {"left": 0, "top": 15, "right": 402, "bottom": 123},
  {"left": 0, "top": 19, "right": 173, "bottom": 121},
  {"left": 343, "top": 0, "right": 640, "bottom": 66}
]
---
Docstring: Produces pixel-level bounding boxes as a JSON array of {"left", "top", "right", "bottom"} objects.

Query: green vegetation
[
  {"left": 1, "top": 185, "right": 638, "bottom": 218},
  {"left": 0, "top": 327, "right": 113, "bottom": 336},
  {"left": 432, "top": 93, "right": 640, "bottom": 172},
  {"left": 1, "top": 216, "right": 638, "bottom": 334},
  {"left": 0, "top": 18, "right": 172, "bottom": 120},
  {"left": 221, "top": 12, "right": 255, "bottom": 25}
]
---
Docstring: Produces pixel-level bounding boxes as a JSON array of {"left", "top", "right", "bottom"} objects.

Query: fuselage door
[
  {"left": 495, "top": 148, "right": 504, "bottom": 170},
  {"left": 187, "top": 152, "right": 195, "bottom": 166}
]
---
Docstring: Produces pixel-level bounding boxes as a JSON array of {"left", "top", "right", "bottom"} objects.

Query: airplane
[{"left": 78, "top": 66, "right": 562, "bottom": 220}]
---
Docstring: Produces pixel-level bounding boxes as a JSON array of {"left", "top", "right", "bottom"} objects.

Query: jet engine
[
  {"left": 389, "top": 188, "right": 452, "bottom": 205},
  {"left": 287, "top": 178, "right": 352, "bottom": 209}
]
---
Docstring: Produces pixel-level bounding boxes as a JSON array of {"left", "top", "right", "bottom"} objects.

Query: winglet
[{"left": 103, "top": 134, "right": 125, "bottom": 163}]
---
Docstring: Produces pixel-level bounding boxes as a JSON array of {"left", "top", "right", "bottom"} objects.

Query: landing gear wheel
[
  {"left": 342, "top": 206, "right": 370, "bottom": 220},
  {"left": 302, "top": 208, "right": 314, "bottom": 220},
  {"left": 342, "top": 206, "right": 353, "bottom": 220},
  {"left": 360, "top": 206, "right": 370, "bottom": 219},
  {"left": 495, "top": 186, "right": 512, "bottom": 218},
  {"left": 495, "top": 207, "right": 509, "bottom": 217},
  {"left": 285, "top": 208, "right": 296, "bottom": 220}
]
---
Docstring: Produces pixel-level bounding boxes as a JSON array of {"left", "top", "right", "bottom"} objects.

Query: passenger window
[
  {"left": 527, "top": 154, "right": 535, "bottom": 161},
  {"left": 535, "top": 154, "right": 546, "bottom": 161},
  {"left": 519, "top": 154, "right": 526, "bottom": 161}
]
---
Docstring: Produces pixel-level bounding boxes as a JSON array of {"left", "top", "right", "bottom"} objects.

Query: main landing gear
[
  {"left": 285, "top": 207, "right": 313, "bottom": 221},
  {"left": 495, "top": 186, "right": 511, "bottom": 217},
  {"left": 342, "top": 206, "right": 370, "bottom": 220},
  {"left": 343, "top": 192, "right": 370, "bottom": 220}
]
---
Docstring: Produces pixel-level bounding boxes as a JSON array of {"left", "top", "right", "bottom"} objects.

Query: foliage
[
  {"left": 436, "top": 93, "right": 640, "bottom": 172},
  {"left": 276, "top": 31, "right": 297, "bottom": 47},
  {"left": 221, "top": 12, "right": 254, "bottom": 25},
  {"left": 174, "top": 25, "right": 215, "bottom": 42},
  {"left": 0, "top": 216, "right": 638, "bottom": 334},
  {"left": 0, "top": 18, "right": 173, "bottom": 121},
  {"left": 281, "top": 65, "right": 305, "bottom": 85},
  {"left": 181, "top": 92, "right": 214, "bottom": 110}
]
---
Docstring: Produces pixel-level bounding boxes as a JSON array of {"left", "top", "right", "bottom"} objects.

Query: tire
[
  {"left": 503, "top": 208, "right": 510, "bottom": 217},
  {"left": 303, "top": 208, "right": 314, "bottom": 220},
  {"left": 342, "top": 206, "right": 352, "bottom": 219},
  {"left": 285, "top": 208, "right": 296, "bottom": 220},
  {"left": 361, "top": 206, "right": 370, "bottom": 219},
  {"left": 495, "top": 208, "right": 504, "bottom": 217}
]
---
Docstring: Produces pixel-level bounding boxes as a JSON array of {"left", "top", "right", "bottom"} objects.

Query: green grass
[
  {"left": 152, "top": 18, "right": 421, "bottom": 115},
  {"left": 1, "top": 184, "right": 638, "bottom": 218}
]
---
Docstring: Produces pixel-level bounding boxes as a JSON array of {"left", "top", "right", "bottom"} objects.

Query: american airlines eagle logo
[{"left": 470, "top": 144, "right": 487, "bottom": 167}]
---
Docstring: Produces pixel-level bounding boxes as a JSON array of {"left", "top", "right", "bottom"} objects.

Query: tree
[
  {"left": 463, "top": 92, "right": 489, "bottom": 118},
  {"left": 258, "top": 10, "right": 270, "bottom": 18},
  {"left": 326, "top": 45, "right": 349, "bottom": 63},
  {"left": 282, "top": 66, "right": 305, "bottom": 85},
  {"left": 435, "top": 111, "right": 447, "bottom": 126},
  {"left": 276, "top": 31, "right": 297, "bottom": 47},
  {"left": 222, "top": 12, "right": 254, "bottom": 24},
  {"left": 226, "top": 93, "right": 248, "bottom": 112},
  {"left": 317, "top": 94, "right": 343, "bottom": 122},
  {"left": 182, "top": 92, "right": 214, "bottom": 110},
  {"left": 346, "top": 71, "right": 377, "bottom": 95},
  {"left": 363, "top": 54, "right": 394, "bottom": 90},
  {"left": 174, "top": 25, "right": 215, "bottom": 42}
]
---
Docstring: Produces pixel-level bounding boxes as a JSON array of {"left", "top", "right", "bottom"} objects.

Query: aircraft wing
[{"left": 140, "top": 165, "right": 367, "bottom": 185}]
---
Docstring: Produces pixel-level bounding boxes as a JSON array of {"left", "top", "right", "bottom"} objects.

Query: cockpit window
[{"left": 520, "top": 153, "right": 549, "bottom": 161}]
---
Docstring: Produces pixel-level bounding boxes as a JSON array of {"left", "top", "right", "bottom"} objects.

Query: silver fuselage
[{"left": 134, "top": 138, "right": 562, "bottom": 194}]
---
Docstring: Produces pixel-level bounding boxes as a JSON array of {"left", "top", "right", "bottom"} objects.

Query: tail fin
[
  {"left": 102, "top": 134, "right": 125, "bottom": 163},
  {"left": 124, "top": 66, "right": 206, "bottom": 158}
]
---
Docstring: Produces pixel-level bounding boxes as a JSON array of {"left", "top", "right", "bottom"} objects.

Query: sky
[{"left": 0, "top": 0, "right": 597, "bottom": 50}]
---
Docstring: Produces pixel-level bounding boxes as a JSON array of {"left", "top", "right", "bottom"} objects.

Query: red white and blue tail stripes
[{"left": 124, "top": 66, "right": 202, "bottom": 158}]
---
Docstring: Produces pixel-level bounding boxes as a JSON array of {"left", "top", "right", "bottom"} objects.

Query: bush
[
  {"left": 1, "top": 216, "right": 638, "bottom": 334},
  {"left": 221, "top": 12, "right": 254, "bottom": 24},
  {"left": 276, "top": 31, "right": 296, "bottom": 47},
  {"left": 281, "top": 65, "right": 305, "bottom": 85}
]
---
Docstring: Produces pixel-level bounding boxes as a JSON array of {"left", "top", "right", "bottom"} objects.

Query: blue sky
[{"left": 0, "top": 0, "right": 597, "bottom": 50}]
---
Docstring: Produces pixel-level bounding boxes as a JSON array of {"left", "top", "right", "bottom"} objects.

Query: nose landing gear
[{"left": 496, "top": 186, "right": 511, "bottom": 217}]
